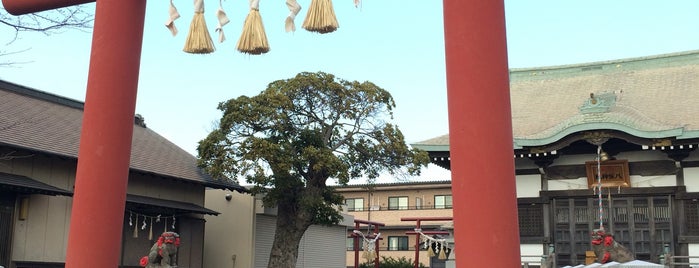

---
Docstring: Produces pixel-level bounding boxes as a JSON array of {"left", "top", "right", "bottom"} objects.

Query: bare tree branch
[{"left": 1, "top": 6, "right": 93, "bottom": 66}]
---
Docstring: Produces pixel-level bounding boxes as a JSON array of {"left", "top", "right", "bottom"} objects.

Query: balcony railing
[{"left": 347, "top": 205, "right": 453, "bottom": 212}]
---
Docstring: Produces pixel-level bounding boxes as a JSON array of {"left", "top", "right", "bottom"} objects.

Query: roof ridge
[
  {"left": 0, "top": 79, "right": 85, "bottom": 110},
  {"left": 510, "top": 49, "right": 699, "bottom": 74}
]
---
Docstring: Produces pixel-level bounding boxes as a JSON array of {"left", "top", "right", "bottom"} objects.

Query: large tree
[{"left": 197, "top": 71, "right": 429, "bottom": 268}]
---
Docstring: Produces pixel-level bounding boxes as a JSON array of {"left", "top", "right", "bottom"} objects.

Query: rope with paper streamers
[
  {"left": 417, "top": 230, "right": 451, "bottom": 260},
  {"left": 285, "top": 0, "right": 302, "bottom": 32},
  {"left": 128, "top": 211, "right": 178, "bottom": 240},
  {"left": 167, "top": 0, "right": 363, "bottom": 54},
  {"left": 596, "top": 145, "right": 604, "bottom": 231},
  {"left": 215, "top": 0, "right": 230, "bottom": 43},
  {"left": 165, "top": 0, "right": 181, "bottom": 36},
  {"left": 352, "top": 230, "right": 380, "bottom": 263}
]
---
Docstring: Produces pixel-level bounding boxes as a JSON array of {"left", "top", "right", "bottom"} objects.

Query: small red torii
[
  {"left": 2, "top": 1, "right": 519, "bottom": 267},
  {"left": 402, "top": 217, "right": 453, "bottom": 268},
  {"left": 350, "top": 219, "right": 385, "bottom": 268}
]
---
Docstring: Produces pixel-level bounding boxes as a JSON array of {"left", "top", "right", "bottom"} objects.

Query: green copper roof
[{"left": 413, "top": 50, "right": 699, "bottom": 151}]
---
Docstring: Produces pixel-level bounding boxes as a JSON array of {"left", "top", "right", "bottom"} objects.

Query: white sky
[{"left": 2, "top": 0, "right": 698, "bottom": 184}]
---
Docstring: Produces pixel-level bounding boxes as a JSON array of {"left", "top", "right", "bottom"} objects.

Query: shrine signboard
[{"left": 586, "top": 159, "right": 631, "bottom": 188}]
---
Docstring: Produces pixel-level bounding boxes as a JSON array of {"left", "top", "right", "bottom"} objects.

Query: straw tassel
[
  {"left": 165, "top": 0, "right": 181, "bottom": 36},
  {"left": 133, "top": 215, "right": 139, "bottom": 238},
  {"left": 302, "top": 0, "right": 338, "bottom": 34},
  {"left": 184, "top": 0, "right": 215, "bottom": 54},
  {"left": 215, "top": 0, "right": 230, "bottom": 43},
  {"left": 285, "top": 0, "right": 301, "bottom": 32},
  {"left": 427, "top": 243, "right": 435, "bottom": 257},
  {"left": 439, "top": 243, "right": 447, "bottom": 260},
  {"left": 148, "top": 217, "right": 154, "bottom": 240},
  {"left": 236, "top": 0, "right": 270, "bottom": 55}
]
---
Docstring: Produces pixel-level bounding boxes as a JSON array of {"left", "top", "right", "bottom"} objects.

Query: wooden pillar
[
  {"left": 442, "top": 0, "right": 521, "bottom": 267},
  {"left": 64, "top": 0, "right": 146, "bottom": 267}
]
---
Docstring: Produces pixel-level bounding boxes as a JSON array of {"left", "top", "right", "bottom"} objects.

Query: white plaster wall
[
  {"left": 203, "top": 190, "right": 255, "bottom": 268},
  {"left": 685, "top": 167, "right": 699, "bottom": 192},
  {"left": 629, "top": 175, "right": 675, "bottom": 188},
  {"left": 548, "top": 177, "right": 589, "bottom": 191},
  {"left": 520, "top": 244, "right": 543, "bottom": 265},
  {"left": 516, "top": 174, "right": 541, "bottom": 198},
  {"left": 688, "top": 244, "right": 699, "bottom": 264}
]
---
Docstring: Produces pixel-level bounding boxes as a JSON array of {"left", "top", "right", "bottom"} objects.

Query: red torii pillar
[
  {"left": 3, "top": 0, "right": 518, "bottom": 267},
  {"left": 442, "top": 1, "right": 521, "bottom": 268},
  {"left": 3, "top": 0, "right": 145, "bottom": 267}
]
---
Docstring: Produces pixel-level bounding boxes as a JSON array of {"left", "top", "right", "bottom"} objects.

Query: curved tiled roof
[
  {"left": 0, "top": 80, "right": 246, "bottom": 192},
  {"left": 413, "top": 50, "right": 699, "bottom": 150}
]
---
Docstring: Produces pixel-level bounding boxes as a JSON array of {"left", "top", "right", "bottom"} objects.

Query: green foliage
[
  {"left": 359, "top": 256, "right": 428, "bottom": 268},
  {"left": 197, "top": 71, "right": 429, "bottom": 227}
]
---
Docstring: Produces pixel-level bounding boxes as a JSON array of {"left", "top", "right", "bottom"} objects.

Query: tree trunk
[{"left": 267, "top": 200, "right": 312, "bottom": 268}]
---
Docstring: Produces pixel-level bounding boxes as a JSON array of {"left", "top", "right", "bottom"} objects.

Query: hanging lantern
[
  {"left": 302, "top": 0, "right": 338, "bottom": 34},
  {"left": 184, "top": 0, "right": 215, "bottom": 54},
  {"left": 237, "top": 0, "right": 270, "bottom": 55}
]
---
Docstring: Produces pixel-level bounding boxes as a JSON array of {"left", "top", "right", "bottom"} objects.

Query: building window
[
  {"left": 518, "top": 203, "right": 544, "bottom": 237},
  {"left": 388, "top": 236, "right": 409, "bottom": 251},
  {"left": 388, "top": 196, "right": 408, "bottom": 210},
  {"left": 347, "top": 237, "right": 364, "bottom": 251},
  {"left": 686, "top": 201, "right": 699, "bottom": 235},
  {"left": 416, "top": 197, "right": 422, "bottom": 209},
  {"left": 434, "top": 195, "right": 452, "bottom": 209},
  {"left": 345, "top": 198, "right": 364, "bottom": 211}
]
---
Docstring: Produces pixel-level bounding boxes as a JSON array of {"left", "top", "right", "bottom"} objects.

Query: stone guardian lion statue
[{"left": 140, "top": 231, "right": 180, "bottom": 268}]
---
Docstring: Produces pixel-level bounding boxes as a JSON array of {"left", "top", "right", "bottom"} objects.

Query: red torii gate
[
  {"left": 2, "top": 1, "right": 519, "bottom": 267},
  {"left": 402, "top": 216, "right": 453, "bottom": 268}
]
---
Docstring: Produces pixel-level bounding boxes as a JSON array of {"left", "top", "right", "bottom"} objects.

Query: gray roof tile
[
  {"left": 0, "top": 80, "right": 246, "bottom": 192},
  {"left": 414, "top": 50, "right": 699, "bottom": 148}
]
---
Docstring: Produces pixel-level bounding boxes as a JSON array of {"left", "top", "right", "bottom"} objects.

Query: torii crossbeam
[{"left": 2, "top": 1, "right": 520, "bottom": 267}]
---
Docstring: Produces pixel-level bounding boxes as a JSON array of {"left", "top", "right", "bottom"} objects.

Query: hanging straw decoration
[
  {"left": 285, "top": 0, "right": 302, "bottom": 32},
  {"left": 165, "top": 0, "right": 181, "bottom": 36},
  {"left": 148, "top": 217, "right": 154, "bottom": 240},
  {"left": 236, "top": 0, "right": 270, "bottom": 55},
  {"left": 302, "top": 0, "right": 339, "bottom": 34},
  {"left": 164, "top": 218, "right": 168, "bottom": 232},
  {"left": 184, "top": 0, "right": 216, "bottom": 54},
  {"left": 215, "top": 0, "right": 230, "bottom": 43},
  {"left": 439, "top": 243, "right": 447, "bottom": 260},
  {"left": 133, "top": 214, "right": 139, "bottom": 238},
  {"left": 417, "top": 230, "right": 451, "bottom": 260},
  {"left": 353, "top": 230, "right": 380, "bottom": 264}
]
